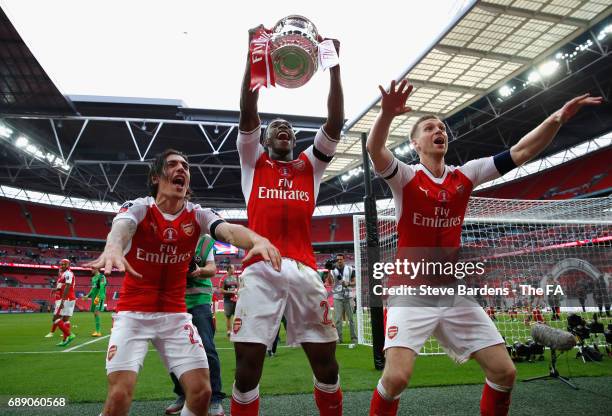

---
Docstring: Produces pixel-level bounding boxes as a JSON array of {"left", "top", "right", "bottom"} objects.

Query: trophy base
[{"left": 271, "top": 44, "right": 316, "bottom": 89}]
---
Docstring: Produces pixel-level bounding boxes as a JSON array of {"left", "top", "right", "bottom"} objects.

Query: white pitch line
[{"left": 63, "top": 334, "right": 110, "bottom": 352}]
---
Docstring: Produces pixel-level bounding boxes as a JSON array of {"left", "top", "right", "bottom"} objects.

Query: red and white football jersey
[
  {"left": 378, "top": 156, "right": 501, "bottom": 249},
  {"left": 238, "top": 126, "right": 338, "bottom": 270},
  {"left": 113, "top": 197, "right": 224, "bottom": 313},
  {"left": 56, "top": 269, "right": 75, "bottom": 301}
]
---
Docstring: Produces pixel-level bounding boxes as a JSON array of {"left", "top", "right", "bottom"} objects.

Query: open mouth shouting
[
  {"left": 277, "top": 130, "right": 291, "bottom": 142},
  {"left": 172, "top": 175, "right": 187, "bottom": 191},
  {"left": 433, "top": 135, "right": 446, "bottom": 146}
]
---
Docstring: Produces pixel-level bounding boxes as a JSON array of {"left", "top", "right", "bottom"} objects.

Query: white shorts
[
  {"left": 384, "top": 301, "right": 504, "bottom": 363},
  {"left": 105, "top": 312, "right": 208, "bottom": 378},
  {"left": 231, "top": 259, "right": 338, "bottom": 347},
  {"left": 54, "top": 300, "right": 75, "bottom": 317}
]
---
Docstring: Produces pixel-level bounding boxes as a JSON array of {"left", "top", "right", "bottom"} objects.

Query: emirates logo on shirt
[
  {"left": 162, "top": 227, "right": 178, "bottom": 242},
  {"left": 387, "top": 325, "right": 398, "bottom": 340}
]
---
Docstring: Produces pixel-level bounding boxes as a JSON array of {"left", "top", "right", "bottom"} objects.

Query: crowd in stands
[{"left": 0, "top": 240, "right": 356, "bottom": 313}]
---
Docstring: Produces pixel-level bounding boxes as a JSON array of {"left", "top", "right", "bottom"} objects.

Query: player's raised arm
[
  {"left": 322, "top": 39, "right": 344, "bottom": 140},
  {"left": 510, "top": 93, "right": 603, "bottom": 166},
  {"left": 85, "top": 219, "right": 142, "bottom": 278},
  {"left": 213, "top": 222, "right": 282, "bottom": 272},
  {"left": 366, "top": 80, "right": 414, "bottom": 172},
  {"left": 239, "top": 26, "right": 263, "bottom": 132}
]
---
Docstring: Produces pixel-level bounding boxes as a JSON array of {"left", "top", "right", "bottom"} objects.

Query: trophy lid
[{"left": 272, "top": 15, "right": 319, "bottom": 40}]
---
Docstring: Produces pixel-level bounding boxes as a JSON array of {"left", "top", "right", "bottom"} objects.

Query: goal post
[{"left": 353, "top": 196, "right": 612, "bottom": 354}]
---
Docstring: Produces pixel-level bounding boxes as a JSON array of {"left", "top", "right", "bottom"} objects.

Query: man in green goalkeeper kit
[{"left": 85, "top": 266, "right": 107, "bottom": 336}]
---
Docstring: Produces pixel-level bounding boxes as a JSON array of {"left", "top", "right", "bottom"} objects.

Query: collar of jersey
[{"left": 418, "top": 164, "right": 448, "bottom": 184}]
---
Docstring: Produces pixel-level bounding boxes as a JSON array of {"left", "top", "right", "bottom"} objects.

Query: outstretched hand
[
  {"left": 558, "top": 93, "right": 603, "bottom": 123},
  {"left": 242, "top": 237, "right": 282, "bottom": 272},
  {"left": 559, "top": 93, "right": 603, "bottom": 123},
  {"left": 378, "top": 80, "right": 414, "bottom": 118},
  {"left": 85, "top": 248, "right": 142, "bottom": 279}
]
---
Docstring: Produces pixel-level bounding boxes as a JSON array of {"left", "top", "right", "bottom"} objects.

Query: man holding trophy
[{"left": 231, "top": 16, "right": 345, "bottom": 416}]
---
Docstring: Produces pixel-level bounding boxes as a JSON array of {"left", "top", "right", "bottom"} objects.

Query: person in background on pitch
[
  {"left": 326, "top": 253, "right": 357, "bottom": 345},
  {"left": 366, "top": 79, "right": 602, "bottom": 416},
  {"left": 546, "top": 276, "right": 561, "bottom": 321},
  {"left": 84, "top": 266, "right": 107, "bottom": 336},
  {"left": 231, "top": 25, "right": 344, "bottom": 416},
  {"left": 594, "top": 274, "right": 611, "bottom": 317},
  {"left": 166, "top": 234, "right": 226, "bottom": 416},
  {"left": 45, "top": 272, "right": 62, "bottom": 337},
  {"left": 46, "top": 259, "right": 77, "bottom": 346},
  {"left": 88, "top": 148, "right": 281, "bottom": 416},
  {"left": 219, "top": 264, "right": 239, "bottom": 338},
  {"left": 267, "top": 316, "right": 287, "bottom": 357}
]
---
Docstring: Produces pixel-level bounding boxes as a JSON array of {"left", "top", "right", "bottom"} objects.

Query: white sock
[
  {"left": 232, "top": 383, "right": 259, "bottom": 404},
  {"left": 180, "top": 405, "right": 196, "bottom": 416},
  {"left": 313, "top": 375, "right": 340, "bottom": 393},
  {"left": 377, "top": 379, "right": 401, "bottom": 401},
  {"left": 485, "top": 378, "right": 513, "bottom": 393}
]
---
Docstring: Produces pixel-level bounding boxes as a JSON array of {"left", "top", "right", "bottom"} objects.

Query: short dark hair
[
  {"left": 148, "top": 149, "right": 190, "bottom": 198},
  {"left": 262, "top": 118, "right": 293, "bottom": 144},
  {"left": 410, "top": 114, "right": 439, "bottom": 140},
  {"left": 336, "top": 253, "right": 345, "bottom": 259}
]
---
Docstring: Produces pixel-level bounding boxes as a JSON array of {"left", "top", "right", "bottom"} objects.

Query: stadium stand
[
  {"left": 0, "top": 287, "right": 47, "bottom": 311},
  {"left": 311, "top": 217, "right": 333, "bottom": 243},
  {"left": 69, "top": 209, "right": 112, "bottom": 240},
  {"left": 0, "top": 199, "right": 32, "bottom": 234},
  {"left": 476, "top": 147, "right": 611, "bottom": 199},
  {"left": 0, "top": 198, "right": 358, "bottom": 243},
  {"left": 333, "top": 216, "right": 353, "bottom": 242},
  {"left": 26, "top": 204, "right": 71, "bottom": 237}
]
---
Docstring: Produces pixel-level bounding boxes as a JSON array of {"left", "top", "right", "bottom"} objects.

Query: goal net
[{"left": 353, "top": 196, "right": 612, "bottom": 354}]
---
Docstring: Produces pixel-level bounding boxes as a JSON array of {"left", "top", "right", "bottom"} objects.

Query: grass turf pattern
[{"left": 1, "top": 312, "right": 611, "bottom": 414}]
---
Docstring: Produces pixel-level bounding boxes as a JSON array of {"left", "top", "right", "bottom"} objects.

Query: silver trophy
[{"left": 270, "top": 15, "right": 320, "bottom": 88}]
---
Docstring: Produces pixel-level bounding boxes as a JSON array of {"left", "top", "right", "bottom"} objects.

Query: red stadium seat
[
  {"left": 0, "top": 199, "right": 32, "bottom": 233},
  {"left": 477, "top": 147, "right": 611, "bottom": 200},
  {"left": 27, "top": 204, "right": 71, "bottom": 237},
  {"left": 70, "top": 210, "right": 112, "bottom": 239}
]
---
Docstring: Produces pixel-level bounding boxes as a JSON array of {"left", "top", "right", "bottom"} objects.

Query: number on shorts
[
  {"left": 184, "top": 324, "right": 198, "bottom": 345},
  {"left": 320, "top": 300, "right": 332, "bottom": 325}
]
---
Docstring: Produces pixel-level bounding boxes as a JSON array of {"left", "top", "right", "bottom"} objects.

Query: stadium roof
[
  {"left": 332, "top": 0, "right": 612, "bottom": 180},
  {"left": 0, "top": 1, "right": 610, "bottom": 210}
]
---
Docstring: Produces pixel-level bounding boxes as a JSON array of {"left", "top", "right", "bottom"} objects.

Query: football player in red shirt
[
  {"left": 229, "top": 27, "right": 344, "bottom": 416},
  {"left": 366, "top": 80, "right": 601, "bottom": 416},
  {"left": 47, "top": 259, "right": 77, "bottom": 346},
  {"left": 88, "top": 149, "right": 280, "bottom": 416}
]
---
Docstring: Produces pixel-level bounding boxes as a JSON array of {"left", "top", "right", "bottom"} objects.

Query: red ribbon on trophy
[{"left": 249, "top": 27, "right": 276, "bottom": 91}]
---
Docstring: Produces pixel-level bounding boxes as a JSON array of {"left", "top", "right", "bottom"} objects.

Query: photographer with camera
[{"left": 326, "top": 254, "right": 357, "bottom": 346}]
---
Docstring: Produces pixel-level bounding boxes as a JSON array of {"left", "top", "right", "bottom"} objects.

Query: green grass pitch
[{"left": 1, "top": 311, "right": 611, "bottom": 415}]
